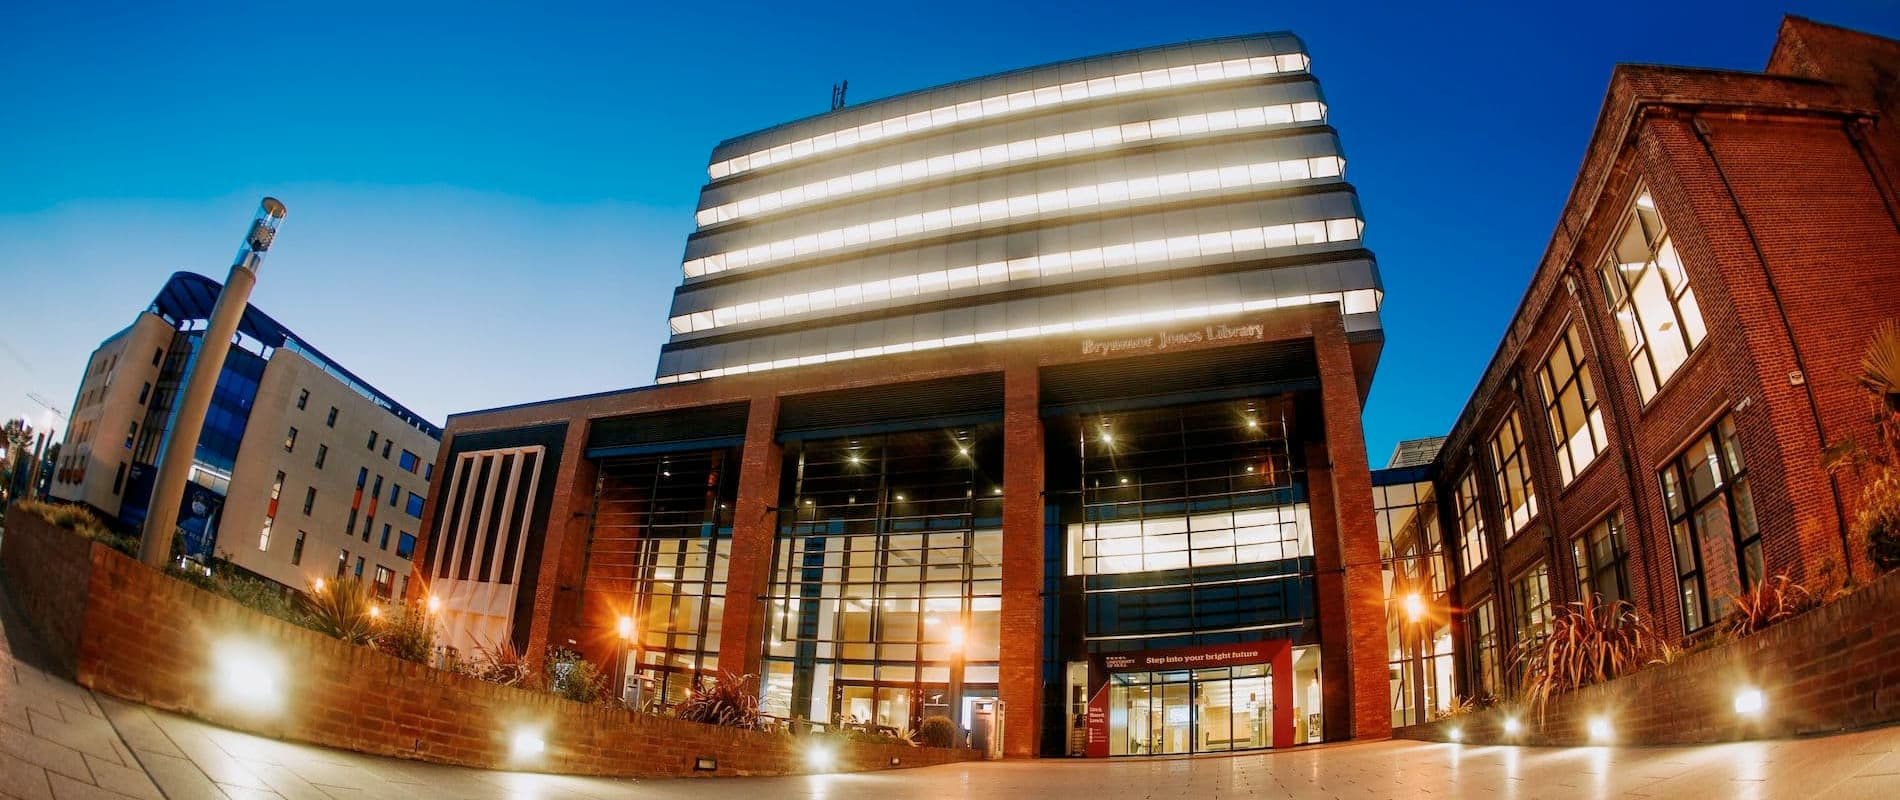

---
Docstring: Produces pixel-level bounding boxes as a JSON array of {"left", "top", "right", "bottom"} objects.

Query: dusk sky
[{"left": 3, "top": 1, "right": 1896, "bottom": 463}]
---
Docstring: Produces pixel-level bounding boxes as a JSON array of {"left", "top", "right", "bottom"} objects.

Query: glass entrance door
[{"left": 1105, "top": 664, "right": 1276, "bottom": 755}]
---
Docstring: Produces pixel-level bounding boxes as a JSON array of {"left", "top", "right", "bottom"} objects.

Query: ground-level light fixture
[
  {"left": 1447, "top": 726, "right": 1462, "bottom": 742},
  {"left": 1734, "top": 688, "right": 1765, "bottom": 715},
  {"left": 510, "top": 728, "right": 547, "bottom": 762},
  {"left": 1502, "top": 716, "right": 1522, "bottom": 736},
  {"left": 1587, "top": 716, "right": 1613, "bottom": 743},
  {"left": 806, "top": 743, "right": 836, "bottom": 772},
  {"left": 992, "top": 487, "right": 1002, "bottom": 495},
  {"left": 212, "top": 638, "right": 286, "bottom": 715},
  {"left": 368, "top": 605, "right": 382, "bottom": 621},
  {"left": 694, "top": 756, "right": 718, "bottom": 771}
]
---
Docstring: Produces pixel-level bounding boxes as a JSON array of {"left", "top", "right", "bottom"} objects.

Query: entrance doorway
[{"left": 1105, "top": 665, "right": 1272, "bottom": 755}]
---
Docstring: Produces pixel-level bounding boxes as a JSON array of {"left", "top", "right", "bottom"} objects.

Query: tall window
[
  {"left": 291, "top": 530, "right": 305, "bottom": 565},
  {"left": 1661, "top": 415, "right": 1760, "bottom": 633},
  {"left": 1489, "top": 411, "right": 1537, "bottom": 535},
  {"left": 1539, "top": 325, "right": 1607, "bottom": 484},
  {"left": 296, "top": 388, "right": 308, "bottom": 410},
  {"left": 326, "top": 407, "right": 337, "bottom": 427},
  {"left": 284, "top": 427, "right": 298, "bottom": 453},
  {"left": 372, "top": 566, "right": 394, "bottom": 599},
  {"left": 336, "top": 548, "right": 350, "bottom": 578},
  {"left": 303, "top": 486, "right": 316, "bottom": 515},
  {"left": 1573, "top": 514, "right": 1629, "bottom": 605},
  {"left": 1600, "top": 189, "right": 1706, "bottom": 402},
  {"left": 315, "top": 444, "right": 328, "bottom": 469},
  {"left": 1454, "top": 470, "right": 1489, "bottom": 576},
  {"left": 1509, "top": 562, "right": 1552, "bottom": 649},
  {"left": 261, "top": 471, "right": 285, "bottom": 550},
  {"left": 1468, "top": 598, "right": 1500, "bottom": 698}
]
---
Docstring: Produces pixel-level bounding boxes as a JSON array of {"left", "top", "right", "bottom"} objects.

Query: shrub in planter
[
  {"left": 1721, "top": 574, "right": 1819, "bottom": 639},
  {"left": 543, "top": 647, "right": 609, "bottom": 704},
  {"left": 1826, "top": 319, "right": 1900, "bottom": 573},
  {"left": 673, "top": 672, "right": 762, "bottom": 728},
  {"left": 917, "top": 715, "right": 959, "bottom": 748},
  {"left": 13, "top": 498, "right": 138, "bottom": 556},
  {"left": 374, "top": 602, "right": 437, "bottom": 664},
  {"left": 302, "top": 577, "right": 377, "bottom": 644},
  {"left": 457, "top": 638, "right": 531, "bottom": 687},
  {"left": 1517, "top": 597, "right": 1674, "bottom": 721}
]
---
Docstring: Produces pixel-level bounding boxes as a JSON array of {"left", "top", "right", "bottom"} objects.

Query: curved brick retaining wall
[
  {"left": 0, "top": 505, "right": 979, "bottom": 777},
  {"left": 1395, "top": 567, "right": 1900, "bottom": 746}
]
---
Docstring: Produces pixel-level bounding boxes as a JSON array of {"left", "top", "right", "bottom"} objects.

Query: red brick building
[
  {"left": 1433, "top": 17, "right": 1900, "bottom": 702},
  {"left": 415, "top": 33, "right": 1395, "bottom": 758}
]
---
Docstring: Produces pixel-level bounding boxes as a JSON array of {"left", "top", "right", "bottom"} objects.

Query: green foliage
[
  {"left": 1516, "top": 597, "right": 1674, "bottom": 722},
  {"left": 917, "top": 715, "right": 959, "bottom": 748},
  {"left": 13, "top": 499, "right": 138, "bottom": 556},
  {"left": 1827, "top": 319, "right": 1900, "bottom": 574},
  {"left": 374, "top": 602, "right": 437, "bottom": 664},
  {"left": 456, "top": 637, "right": 531, "bottom": 687},
  {"left": 1429, "top": 694, "right": 1489, "bottom": 722},
  {"left": 301, "top": 576, "right": 377, "bottom": 644},
  {"left": 673, "top": 672, "right": 762, "bottom": 729}
]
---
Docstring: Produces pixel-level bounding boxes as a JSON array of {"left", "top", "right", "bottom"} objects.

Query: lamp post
[
  {"left": 139, "top": 198, "right": 287, "bottom": 568},
  {"left": 617, "top": 614, "right": 636, "bottom": 705},
  {"left": 1402, "top": 592, "right": 1426, "bottom": 725}
]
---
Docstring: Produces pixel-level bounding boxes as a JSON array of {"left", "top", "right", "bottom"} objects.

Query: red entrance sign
[{"left": 1085, "top": 640, "right": 1294, "bottom": 757}]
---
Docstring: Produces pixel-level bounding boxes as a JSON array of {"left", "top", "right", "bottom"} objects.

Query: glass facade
[
  {"left": 761, "top": 428, "right": 1004, "bottom": 731},
  {"left": 656, "top": 33, "right": 1382, "bottom": 384},
  {"left": 1372, "top": 475, "right": 1452, "bottom": 727}
]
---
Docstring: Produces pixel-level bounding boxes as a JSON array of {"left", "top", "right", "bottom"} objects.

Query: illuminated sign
[{"left": 1081, "top": 322, "right": 1266, "bottom": 358}]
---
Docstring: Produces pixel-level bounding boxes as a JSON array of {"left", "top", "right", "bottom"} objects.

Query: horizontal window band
[
  {"left": 678, "top": 181, "right": 1359, "bottom": 291},
  {"left": 583, "top": 436, "right": 748, "bottom": 460},
  {"left": 672, "top": 213, "right": 1362, "bottom": 338},
  {"left": 1040, "top": 378, "right": 1321, "bottom": 421},
  {"left": 710, "top": 53, "right": 1313, "bottom": 181},
  {"left": 684, "top": 155, "right": 1347, "bottom": 278},
  {"left": 1082, "top": 620, "right": 1309, "bottom": 642},
  {"left": 695, "top": 105, "right": 1329, "bottom": 231},
  {"left": 664, "top": 241, "right": 1374, "bottom": 351}
]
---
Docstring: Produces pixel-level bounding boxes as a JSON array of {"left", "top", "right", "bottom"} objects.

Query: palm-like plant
[
  {"left": 673, "top": 672, "right": 762, "bottom": 729},
  {"left": 1516, "top": 596, "right": 1674, "bottom": 722},
  {"left": 301, "top": 576, "right": 377, "bottom": 644},
  {"left": 1721, "top": 574, "right": 1817, "bottom": 638},
  {"left": 1828, "top": 320, "right": 1900, "bottom": 571}
]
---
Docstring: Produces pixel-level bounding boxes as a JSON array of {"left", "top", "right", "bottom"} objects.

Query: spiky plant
[
  {"left": 673, "top": 672, "right": 762, "bottom": 729},
  {"left": 1721, "top": 574, "right": 1817, "bottom": 638},
  {"left": 457, "top": 637, "right": 531, "bottom": 686},
  {"left": 1516, "top": 597, "right": 1674, "bottom": 722},
  {"left": 301, "top": 576, "right": 377, "bottom": 644},
  {"left": 1827, "top": 320, "right": 1900, "bottom": 572}
]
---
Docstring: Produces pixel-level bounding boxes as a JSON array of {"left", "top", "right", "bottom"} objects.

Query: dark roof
[{"left": 149, "top": 272, "right": 442, "bottom": 439}]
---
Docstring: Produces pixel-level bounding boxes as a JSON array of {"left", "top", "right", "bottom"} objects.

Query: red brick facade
[
  {"left": 0, "top": 507, "right": 981, "bottom": 778},
  {"left": 1434, "top": 18, "right": 1900, "bottom": 696},
  {"left": 417, "top": 302, "right": 1393, "bottom": 755}
]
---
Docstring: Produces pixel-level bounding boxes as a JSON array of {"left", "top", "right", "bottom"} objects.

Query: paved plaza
[{"left": 1, "top": 585, "right": 1898, "bottom": 799}]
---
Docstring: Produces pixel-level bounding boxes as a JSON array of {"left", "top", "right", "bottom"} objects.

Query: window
[
  {"left": 112, "top": 463, "right": 126, "bottom": 495},
  {"left": 405, "top": 492, "right": 425, "bottom": 518},
  {"left": 303, "top": 486, "right": 316, "bottom": 515},
  {"left": 1600, "top": 189, "right": 1706, "bottom": 402},
  {"left": 380, "top": 523, "right": 392, "bottom": 551},
  {"left": 367, "top": 430, "right": 378, "bottom": 450},
  {"left": 125, "top": 421, "right": 137, "bottom": 449},
  {"left": 137, "top": 382, "right": 150, "bottom": 405},
  {"left": 389, "top": 483, "right": 400, "bottom": 507},
  {"left": 1509, "top": 562, "right": 1552, "bottom": 653},
  {"left": 336, "top": 549, "right": 350, "bottom": 578},
  {"left": 315, "top": 444, "right": 328, "bottom": 469},
  {"left": 151, "top": 347, "right": 163, "bottom": 366},
  {"left": 261, "top": 471, "right": 285, "bottom": 551},
  {"left": 1573, "top": 514, "right": 1629, "bottom": 604},
  {"left": 284, "top": 427, "right": 298, "bottom": 453},
  {"left": 296, "top": 388, "right": 308, "bottom": 410},
  {"left": 399, "top": 450, "right": 419, "bottom": 473},
  {"left": 372, "top": 566, "right": 394, "bottom": 599},
  {"left": 396, "top": 532, "right": 417, "bottom": 560},
  {"left": 1454, "top": 469, "right": 1489, "bottom": 575},
  {"left": 424, "top": 463, "right": 433, "bottom": 481},
  {"left": 291, "top": 531, "right": 305, "bottom": 565},
  {"left": 354, "top": 556, "right": 366, "bottom": 578},
  {"left": 382, "top": 440, "right": 392, "bottom": 459},
  {"left": 1539, "top": 325, "right": 1607, "bottom": 484},
  {"left": 1488, "top": 410, "right": 1537, "bottom": 535},
  {"left": 326, "top": 407, "right": 337, "bottom": 428},
  {"left": 1468, "top": 598, "right": 1501, "bottom": 698},
  {"left": 1661, "top": 415, "right": 1760, "bottom": 633}
]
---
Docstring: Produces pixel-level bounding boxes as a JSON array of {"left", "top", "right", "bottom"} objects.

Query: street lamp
[{"left": 616, "top": 614, "right": 636, "bottom": 705}]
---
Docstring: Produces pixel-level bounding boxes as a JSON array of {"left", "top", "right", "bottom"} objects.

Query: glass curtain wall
[
  {"left": 1060, "top": 396, "right": 1324, "bottom": 748},
  {"left": 1373, "top": 478, "right": 1453, "bottom": 727},
  {"left": 761, "top": 427, "right": 1004, "bottom": 733},
  {"left": 585, "top": 450, "right": 736, "bottom": 710}
]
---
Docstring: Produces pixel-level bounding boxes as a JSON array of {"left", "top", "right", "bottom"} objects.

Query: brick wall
[
  {"left": 1395, "top": 565, "right": 1900, "bottom": 746},
  {"left": 0, "top": 509, "right": 978, "bottom": 778}
]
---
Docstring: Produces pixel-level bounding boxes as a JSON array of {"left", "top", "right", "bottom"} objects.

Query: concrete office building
[
  {"left": 1425, "top": 17, "right": 1900, "bottom": 705},
  {"left": 422, "top": 31, "right": 1393, "bottom": 757},
  {"left": 51, "top": 272, "right": 441, "bottom": 597}
]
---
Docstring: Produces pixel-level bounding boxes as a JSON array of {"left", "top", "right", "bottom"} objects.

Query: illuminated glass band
[
  {"left": 672, "top": 215, "right": 1364, "bottom": 334},
  {"left": 684, "top": 155, "right": 1345, "bottom": 278},
  {"left": 697, "top": 101, "right": 1326, "bottom": 228},
  {"left": 709, "top": 52, "right": 1311, "bottom": 180},
  {"left": 655, "top": 286, "right": 1380, "bottom": 385}
]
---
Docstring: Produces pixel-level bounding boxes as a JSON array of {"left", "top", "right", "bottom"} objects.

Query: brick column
[
  {"left": 999, "top": 356, "right": 1044, "bottom": 758},
  {"left": 1314, "top": 313, "right": 1391, "bottom": 741},
  {"left": 527, "top": 421, "right": 593, "bottom": 668},
  {"left": 717, "top": 392, "right": 782, "bottom": 680}
]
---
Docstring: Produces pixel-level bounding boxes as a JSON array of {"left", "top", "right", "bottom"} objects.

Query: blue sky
[{"left": 3, "top": 1, "right": 1896, "bottom": 463}]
